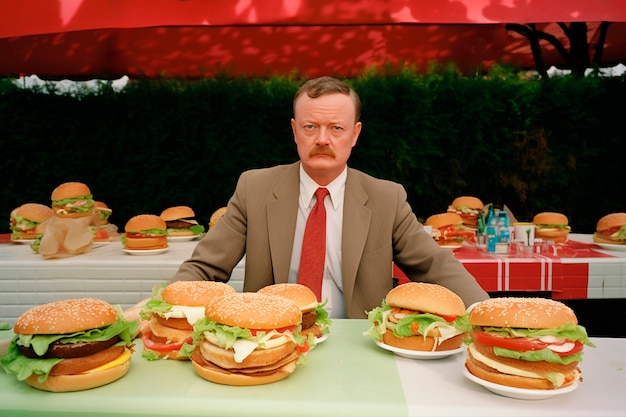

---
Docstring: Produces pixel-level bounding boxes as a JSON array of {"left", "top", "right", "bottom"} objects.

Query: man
[{"left": 171, "top": 76, "right": 488, "bottom": 318}]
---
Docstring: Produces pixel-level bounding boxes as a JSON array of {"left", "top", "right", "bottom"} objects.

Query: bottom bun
[
  {"left": 24, "top": 358, "right": 131, "bottom": 392},
  {"left": 535, "top": 229, "right": 570, "bottom": 243},
  {"left": 593, "top": 234, "right": 626, "bottom": 245},
  {"left": 191, "top": 356, "right": 297, "bottom": 386},
  {"left": 124, "top": 236, "right": 168, "bottom": 250},
  {"left": 465, "top": 350, "right": 580, "bottom": 390},
  {"left": 167, "top": 230, "right": 195, "bottom": 237},
  {"left": 382, "top": 331, "right": 466, "bottom": 352}
]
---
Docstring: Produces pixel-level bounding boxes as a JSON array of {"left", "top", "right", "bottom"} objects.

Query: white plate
[
  {"left": 463, "top": 368, "right": 579, "bottom": 400},
  {"left": 123, "top": 248, "right": 168, "bottom": 256},
  {"left": 167, "top": 235, "right": 200, "bottom": 242},
  {"left": 595, "top": 242, "right": 626, "bottom": 252},
  {"left": 314, "top": 334, "right": 329, "bottom": 344},
  {"left": 375, "top": 340, "right": 463, "bottom": 359},
  {"left": 11, "top": 239, "right": 35, "bottom": 244},
  {"left": 440, "top": 244, "right": 463, "bottom": 249}
]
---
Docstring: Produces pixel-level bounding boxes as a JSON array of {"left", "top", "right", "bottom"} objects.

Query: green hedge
[{"left": 1, "top": 68, "right": 624, "bottom": 234}]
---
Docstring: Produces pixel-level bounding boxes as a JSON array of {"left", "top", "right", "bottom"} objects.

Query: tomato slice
[
  {"left": 141, "top": 330, "right": 191, "bottom": 353},
  {"left": 472, "top": 330, "right": 583, "bottom": 356},
  {"left": 296, "top": 339, "right": 310, "bottom": 354}
]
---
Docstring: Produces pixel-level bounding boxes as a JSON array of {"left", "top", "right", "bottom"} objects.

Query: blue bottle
[{"left": 498, "top": 211, "right": 510, "bottom": 243}]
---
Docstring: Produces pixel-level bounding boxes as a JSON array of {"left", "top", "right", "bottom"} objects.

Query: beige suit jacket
[{"left": 173, "top": 162, "right": 488, "bottom": 318}]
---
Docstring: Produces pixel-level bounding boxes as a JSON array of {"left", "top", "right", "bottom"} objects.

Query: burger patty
[
  {"left": 165, "top": 220, "right": 194, "bottom": 229},
  {"left": 472, "top": 342, "right": 579, "bottom": 373},
  {"left": 301, "top": 311, "right": 318, "bottom": 330},
  {"left": 18, "top": 335, "right": 121, "bottom": 359}
]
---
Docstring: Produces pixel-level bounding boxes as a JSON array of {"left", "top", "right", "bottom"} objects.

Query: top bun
[
  {"left": 533, "top": 212, "right": 569, "bottom": 225},
  {"left": 51, "top": 182, "right": 92, "bottom": 201},
  {"left": 14, "top": 298, "right": 118, "bottom": 335},
  {"left": 209, "top": 207, "right": 227, "bottom": 229},
  {"left": 469, "top": 297, "right": 577, "bottom": 329},
  {"left": 258, "top": 283, "right": 318, "bottom": 313},
  {"left": 205, "top": 292, "right": 301, "bottom": 330},
  {"left": 596, "top": 212, "right": 626, "bottom": 231},
  {"left": 162, "top": 281, "right": 235, "bottom": 306},
  {"left": 160, "top": 206, "right": 195, "bottom": 221},
  {"left": 425, "top": 212, "right": 463, "bottom": 229},
  {"left": 125, "top": 214, "right": 166, "bottom": 232},
  {"left": 451, "top": 196, "right": 483, "bottom": 210},
  {"left": 385, "top": 282, "right": 466, "bottom": 316},
  {"left": 13, "top": 203, "right": 55, "bottom": 223}
]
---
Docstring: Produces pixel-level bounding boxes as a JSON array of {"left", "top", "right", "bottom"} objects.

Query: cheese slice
[
  {"left": 85, "top": 348, "right": 131, "bottom": 373},
  {"left": 468, "top": 344, "right": 566, "bottom": 387},
  {"left": 163, "top": 305, "right": 206, "bottom": 325}
]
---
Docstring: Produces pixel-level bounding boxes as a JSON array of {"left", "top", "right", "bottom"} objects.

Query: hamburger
[
  {"left": 160, "top": 206, "right": 205, "bottom": 237},
  {"left": 139, "top": 280, "right": 236, "bottom": 360},
  {"left": 0, "top": 298, "right": 138, "bottom": 392},
  {"left": 258, "top": 283, "right": 332, "bottom": 339},
  {"left": 9, "top": 203, "right": 54, "bottom": 241},
  {"left": 188, "top": 292, "right": 308, "bottom": 386},
  {"left": 464, "top": 297, "right": 594, "bottom": 390},
  {"left": 51, "top": 182, "right": 95, "bottom": 218},
  {"left": 447, "top": 196, "right": 484, "bottom": 229},
  {"left": 92, "top": 201, "right": 118, "bottom": 242},
  {"left": 593, "top": 212, "right": 626, "bottom": 245},
  {"left": 209, "top": 206, "right": 227, "bottom": 229},
  {"left": 364, "top": 282, "right": 469, "bottom": 352},
  {"left": 425, "top": 212, "right": 476, "bottom": 246},
  {"left": 532, "top": 212, "right": 571, "bottom": 243},
  {"left": 122, "top": 214, "right": 168, "bottom": 250}
]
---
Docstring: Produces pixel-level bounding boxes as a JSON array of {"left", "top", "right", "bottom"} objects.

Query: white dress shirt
[{"left": 288, "top": 165, "right": 347, "bottom": 318}]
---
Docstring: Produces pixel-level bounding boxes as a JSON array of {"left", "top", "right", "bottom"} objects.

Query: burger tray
[{"left": 1, "top": 321, "right": 625, "bottom": 417}]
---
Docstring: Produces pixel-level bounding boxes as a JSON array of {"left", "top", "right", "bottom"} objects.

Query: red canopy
[{"left": 1, "top": 0, "right": 625, "bottom": 80}]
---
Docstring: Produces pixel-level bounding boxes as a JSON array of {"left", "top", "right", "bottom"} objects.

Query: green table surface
[{"left": 0, "top": 319, "right": 408, "bottom": 417}]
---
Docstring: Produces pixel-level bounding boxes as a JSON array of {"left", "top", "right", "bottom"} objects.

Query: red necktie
[{"left": 298, "top": 187, "right": 330, "bottom": 300}]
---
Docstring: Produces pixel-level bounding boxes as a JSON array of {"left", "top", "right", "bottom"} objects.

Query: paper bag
[{"left": 38, "top": 215, "right": 97, "bottom": 259}]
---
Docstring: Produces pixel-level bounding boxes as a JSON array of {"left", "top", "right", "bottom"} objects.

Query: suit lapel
[
  {"left": 341, "top": 170, "right": 371, "bottom": 307},
  {"left": 267, "top": 162, "right": 300, "bottom": 283}
]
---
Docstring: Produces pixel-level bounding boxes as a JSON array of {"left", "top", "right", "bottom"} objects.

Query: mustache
[{"left": 309, "top": 146, "right": 336, "bottom": 158}]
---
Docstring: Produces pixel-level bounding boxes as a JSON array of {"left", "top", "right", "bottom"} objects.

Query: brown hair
[{"left": 293, "top": 76, "right": 362, "bottom": 123}]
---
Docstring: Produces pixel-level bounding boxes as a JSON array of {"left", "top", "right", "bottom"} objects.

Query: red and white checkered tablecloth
[{"left": 394, "top": 238, "right": 620, "bottom": 300}]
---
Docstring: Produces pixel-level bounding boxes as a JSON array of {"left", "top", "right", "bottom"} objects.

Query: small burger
[
  {"left": 0, "top": 298, "right": 138, "bottom": 392},
  {"left": 9, "top": 203, "right": 54, "bottom": 241},
  {"left": 364, "top": 282, "right": 469, "bottom": 352},
  {"left": 92, "top": 201, "right": 118, "bottom": 242},
  {"left": 425, "top": 212, "right": 476, "bottom": 246},
  {"left": 209, "top": 207, "right": 227, "bottom": 229},
  {"left": 447, "top": 196, "right": 484, "bottom": 229},
  {"left": 188, "top": 292, "right": 308, "bottom": 386},
  {"left": 593, "top": 212, "right": 626, "bottom": 245},
  {"left": 139, "top": 280, "right": 236, "bottom": 360},
  {"left": 51, "top": 182, "right": 95, "bottom": 218},
  {"left": 122, "top": 214, "right": 168, "bottom": 250},
  {"left": 160, "top": 206, "right": 205, "bottom": 237},
  {"left": 258, "top": 283, "right": 332, "bottom": 339},
  {"left": 464, "top": 297, "right": 594, "bottom": 390},
  {"left": 532, "top": 212, "right": 571, "bottom": 243}
]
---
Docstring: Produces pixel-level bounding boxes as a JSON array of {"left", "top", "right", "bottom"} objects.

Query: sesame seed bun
[
  {"left": 596, "top": 212, "right": 626, "bottom": 232},
  {"left": 468, "top": 297, "right": 577, "bottom": 329},
  {"left": 12, "top": 203, "right": 55, "bottom": 223},
  {"left": 258, "top": 283, "right": 318, "bottom": 314},
  {"left": 51, "top": 182, "right": 91, "bottom": 201},
  {"left": 451, "top": 196, "right": 484, "bottom": 210},
  {"left": 14, "top": 298, "right": 118, "bottom": 335},
  {"left": 386, "top": 282, "right": 466, "bottom": 316},
  {"left": 161, "top": 281, "right": 236, "bottom": 306},
  {"left": 160, "top": 206, "right": 195, "bottom": 221},
  {"left": 125, "top": 214, "right": 166, "bottom": 232},
  {"left": 425, "top": 212, "right": 464, "bottom": 230},
  {"left": 205, "top": 292, "right": 301, "bottom": 329},
  {"left": 209, "top": 207, "right": 227, "bottom": 229}
]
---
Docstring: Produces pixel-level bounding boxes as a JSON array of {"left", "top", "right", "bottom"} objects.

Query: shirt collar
[{"left": 299, "top": 164, "right": 347, "bottom": 210}]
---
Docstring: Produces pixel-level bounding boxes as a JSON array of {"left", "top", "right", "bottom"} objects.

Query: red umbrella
[{"left": 1, "top": 0, "right": 625, "bottom": 80}]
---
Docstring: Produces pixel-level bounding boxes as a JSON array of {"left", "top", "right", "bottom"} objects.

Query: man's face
[{"left": 291, "top": 93, "right": 362, "bottom": 185}]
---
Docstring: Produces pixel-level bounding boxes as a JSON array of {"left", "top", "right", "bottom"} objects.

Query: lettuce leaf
[
  {"left": 314, "top": 299, "right": 332, "bottom": 335},
  {"left": 493, "top": 346, "right": 584, "bottom": 365}
]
